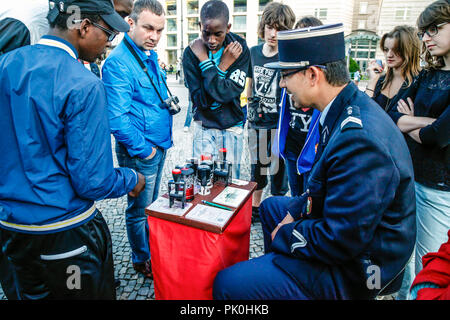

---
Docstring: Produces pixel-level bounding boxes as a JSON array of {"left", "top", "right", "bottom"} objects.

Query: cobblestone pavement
[{"left": 0, "top": 75, "right": 272, "bottom": 300}]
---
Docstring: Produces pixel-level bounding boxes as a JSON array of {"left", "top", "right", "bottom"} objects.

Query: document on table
[
  {"left": 147, "top": 197, "right": 193, "bottom": 216},
  {"left": 213, "top": 186, "right": 250, "bottom": 208},
  {"left": 185, "top": 204, "right": 234, "bottom": 228}
]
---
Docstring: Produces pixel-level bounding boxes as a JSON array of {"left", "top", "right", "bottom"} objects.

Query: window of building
[
  {"left": 187, "top": 0, "right": 199, "bottom": 15},
  {"left": 166, "top": 0, "right": 176, "bottom": 16},
  {"left": 188, "top": 33, "right": 199, "bottom": 43},
  {"left": 358, "top": 20, "right": 366, "bottom": 29},
  {"left": 167, "top": 34, "right": 177, "bottom": 47},
  {"left": 395, "top": 8, "right": 410, "bottom": 21},
  {"left": 259, "top": 0, "right": 271, "bottom": 12},
  {"left": 188, "top": 17, "right": 199, "bottom": 31},
  {"left": 314, "top": 8, "right": 328, "bottom": 20},
  {"left": 167, "top": 18, "right": 177, "bottom": 32},
  {"left": 167, "top": 50, "right": 177, "bottom": 65},
  {"left": 234, "top": 0, "right": 247, "bottom": 13},
  {"left": 349, "top": 37, "right": 378, "bottom": 71},
  {"left": 233, "top": 15, "right": 246, "bottom": 31},
  {"left": 359, "top": 2, "right": 368, "bottom": 14}
]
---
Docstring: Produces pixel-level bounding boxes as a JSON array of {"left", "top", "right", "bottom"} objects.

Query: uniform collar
[
  {"left": 319, "top": 82, "right": 358, "bottom": 145},
  {"left": 319, "top": 97, "right": 335, "bottom": 126},
  {"left": 38, "top": 35, "right": 78, "bottom": 60}
]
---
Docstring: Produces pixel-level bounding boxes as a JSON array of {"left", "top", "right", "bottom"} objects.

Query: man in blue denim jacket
[{"left": 102, "top": 0, "right": 172, "bottom": 278}]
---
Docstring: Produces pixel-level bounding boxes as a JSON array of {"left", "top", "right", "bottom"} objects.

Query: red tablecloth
[{"left": 148, "top": 196, "right": 252, "bottom": 300}]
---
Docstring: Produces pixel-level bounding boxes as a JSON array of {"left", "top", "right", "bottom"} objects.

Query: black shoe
[
  {"left": 133, "top": 260, "right": 153, "bottom": 279},
  {"left": 114, "top": 279, "right": 121, "bottom": 288}
]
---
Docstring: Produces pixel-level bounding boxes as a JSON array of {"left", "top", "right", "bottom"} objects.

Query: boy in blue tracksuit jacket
[{"left": 0, "top": 0, "right": 144, "bottom": 299}]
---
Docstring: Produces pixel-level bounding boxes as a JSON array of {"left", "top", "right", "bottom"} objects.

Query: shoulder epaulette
[{"left": 341, "top": 105, "right": 363, "bottom": 131}]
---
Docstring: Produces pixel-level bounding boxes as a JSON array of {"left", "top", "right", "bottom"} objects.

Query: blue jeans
[
  {"left": 116, "top": 142, "right": 167, "bottom": 264},
  {"left": 192, "top": 122, "right": 243, "bottom": 180},
  {"left": 184, "top": 100, "right": 193, "bottom": 128}
]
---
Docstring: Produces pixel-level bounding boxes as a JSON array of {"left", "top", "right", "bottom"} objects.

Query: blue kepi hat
[{"left": 265, "top": 23, "right": 345, "bottom": 70}]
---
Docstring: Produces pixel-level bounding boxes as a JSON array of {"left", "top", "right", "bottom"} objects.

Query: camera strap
[{"left": 123, "top": 37, "right": 176, "bottom": 104}]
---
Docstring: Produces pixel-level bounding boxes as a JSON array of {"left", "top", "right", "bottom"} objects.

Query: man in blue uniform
[
  {"left": 0, "top": 0, "right": 145, "bottom": 299},
  {"left": 213, "top": 24, "right": 416, "bottom": 300}
]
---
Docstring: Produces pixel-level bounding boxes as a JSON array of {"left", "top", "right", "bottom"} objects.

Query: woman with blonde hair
[
  {"left": 365, "top": 25, "right": 421, "bottom": 112},
  {"left": 389, "top": 0, "right": 449, "bottom": 299}
]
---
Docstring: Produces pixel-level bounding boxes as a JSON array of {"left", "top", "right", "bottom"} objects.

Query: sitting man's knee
[{"left": 213, "top": 268, "right": 231, "bottom": 300}]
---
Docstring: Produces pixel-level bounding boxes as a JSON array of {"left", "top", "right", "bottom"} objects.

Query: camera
[{"left": 164, "top": 95, "right": 181, "bottom": 115}]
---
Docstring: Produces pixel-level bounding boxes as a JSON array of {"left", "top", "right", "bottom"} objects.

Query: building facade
[{"left": 155, "top": 0, "right": 434, "bottom": 72}]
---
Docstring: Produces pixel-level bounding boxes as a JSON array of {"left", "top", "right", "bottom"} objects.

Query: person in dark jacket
[
  {"left": 182, "top": 0, "right": 250, "bottom": 179},
  {"left": 388, "top": 0, "right": 450, "bottom": 299},
  {"left": 365, "top": 25, "right": 421, "bottom": 113},
  {"left": 213, "top": 24, "right": 416, "bottom": 300}
]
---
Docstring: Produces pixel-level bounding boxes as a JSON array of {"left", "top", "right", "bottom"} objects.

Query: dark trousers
[
  {"left": 0, "top": 229, "right": 19, "bottom": 300},
  {"left": 248, "top": 128, "right": 288, "bottom": 194},
  {"left": 0, "top": 210, "right": 115, "bottom": 300}
]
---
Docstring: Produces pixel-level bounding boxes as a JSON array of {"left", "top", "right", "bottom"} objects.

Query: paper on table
[
  {"left": 185, "top": 204, "right": 234, "bottom": 228},
  {"left": 212, "top": 186, "right": 250, "bottom": 208},
  {"left": 231, "top": 178, "right": 249, "bottom": 186},
  {"left": 147, "top": 197, "right": 193, "bottom": 216}
]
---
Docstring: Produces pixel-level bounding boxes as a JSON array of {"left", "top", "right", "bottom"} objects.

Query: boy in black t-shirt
[{"left": 247, "top": 2, "right": 295, "bottom": 220}]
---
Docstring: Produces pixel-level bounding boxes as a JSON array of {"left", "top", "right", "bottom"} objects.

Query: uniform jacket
[
  {"left": 102, "top": 33, "right": 172, "bottom": 159},
  {"left": 271, "top": 82, "right": 417, "bottom": 299},
  {"left": 182, "top": 32, "right": 250, "bottom": 130}
]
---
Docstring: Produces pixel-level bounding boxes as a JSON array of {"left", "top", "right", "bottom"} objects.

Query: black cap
[{"left": 48, "top": 0, "right": 130, "bottom": 32}]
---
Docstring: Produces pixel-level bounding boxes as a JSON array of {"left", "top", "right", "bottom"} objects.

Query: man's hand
[
  {"left": 271, "top": 212, "right": 295, "bottom": 241},
  {"left": 190, "top": 38, "right": 208, "bottom": 62},
  {"left": 218, "top": 41, "right": 242, "bottom": 72},
  {"left": 129, "top": 172, "right": 145, "bottom": 198}
]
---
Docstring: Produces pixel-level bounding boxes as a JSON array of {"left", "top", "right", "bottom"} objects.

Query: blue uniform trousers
[{"left": 213, "top": 196, "right": 309, "bottom": 300}]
